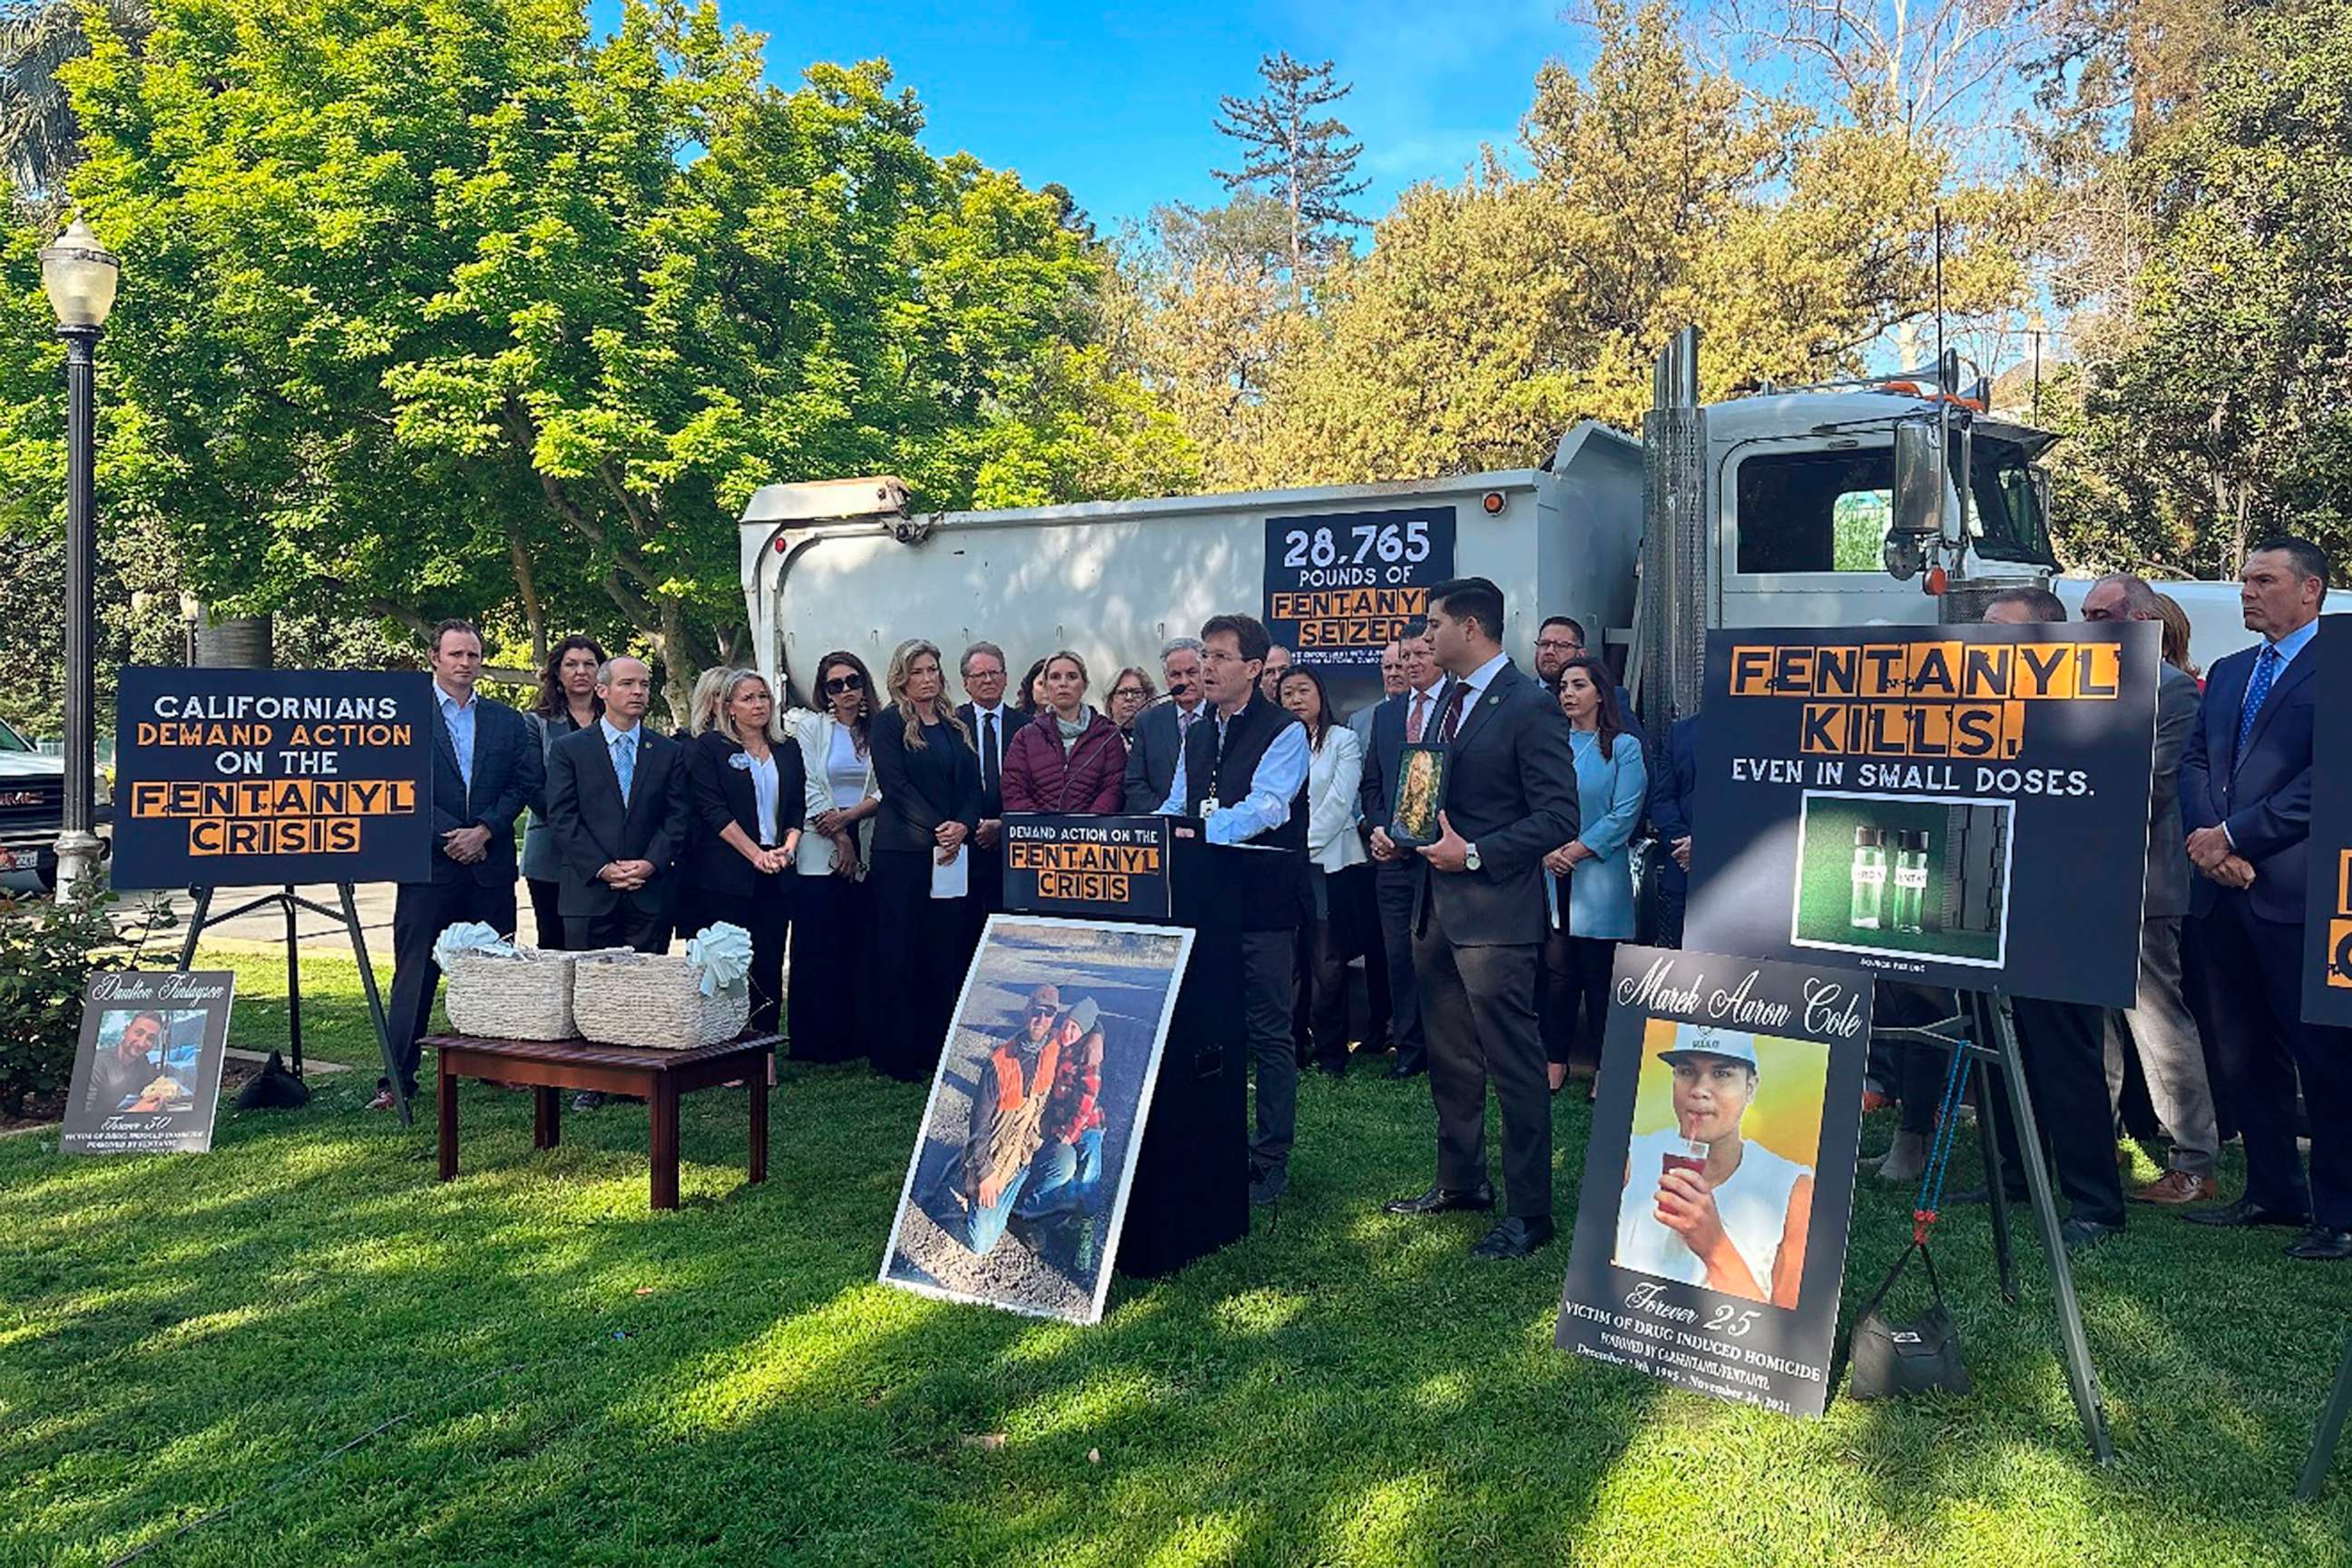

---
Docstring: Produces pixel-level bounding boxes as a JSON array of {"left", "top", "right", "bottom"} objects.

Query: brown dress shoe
[{"left": 2131, "top": 1170, "right": 2215, "bottom": 1206}]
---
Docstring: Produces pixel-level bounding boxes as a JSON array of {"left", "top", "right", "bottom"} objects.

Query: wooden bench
[{"left": 423, "top": 1031, "right": 782, "bottom": 1210}]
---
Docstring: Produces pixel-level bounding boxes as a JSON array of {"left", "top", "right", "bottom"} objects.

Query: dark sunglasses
[
  {"left": 1027, "top": 1004, "right": 1058, "bottom": 1019},
  {"left": 823, "top": 673, "right": 865, "bottom": 695}
]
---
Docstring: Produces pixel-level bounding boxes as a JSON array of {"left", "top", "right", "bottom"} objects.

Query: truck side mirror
[{"left": 1885, "top": 419, "right": 1942, "bottom": 581}]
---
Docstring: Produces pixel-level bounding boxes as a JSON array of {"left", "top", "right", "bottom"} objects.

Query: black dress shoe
[
  {"left": 1385, "top": 1182, "right": 1494, "bottom": 1216},
  {"left": 1385, "top": 1061, "right": 1427, "bottom": 1081},
  {"left": 1470, "top": 1216, "right": 1555, "bottom": 1259},
  {"left": 2286, "top": 1227, "right": 2352, "bottom": 1260},
  {"left": 2181, "top": 1196, "right": 2309, "bottom": 1229},
  {"left": 2058, "top": 1217, "right": 2123, "bottom": 1255}
]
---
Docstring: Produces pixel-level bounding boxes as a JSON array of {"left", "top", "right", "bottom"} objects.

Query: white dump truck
[{"left": 736, "top": 331, "right": 2269, "bottom": 717}]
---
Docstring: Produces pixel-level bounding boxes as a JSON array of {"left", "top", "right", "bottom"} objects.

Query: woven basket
[
  {"left": 443, "top": 946, "right": 612, "bottom": 1041},
  {"left": 570, "top": 951, "right": 750, "bottom": 1050}
]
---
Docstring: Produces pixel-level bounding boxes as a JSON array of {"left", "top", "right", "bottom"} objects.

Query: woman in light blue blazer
[{"left": 1543, "top": 656, "right": 1648, "bottom": 1094}]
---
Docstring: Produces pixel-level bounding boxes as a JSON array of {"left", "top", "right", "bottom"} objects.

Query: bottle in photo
[
  {"left": 1891, "top": 829, "right": 1930, "bottom": 934},
  {"left": 1848, "top": 826, "right": 1887, "bottom": 930}
]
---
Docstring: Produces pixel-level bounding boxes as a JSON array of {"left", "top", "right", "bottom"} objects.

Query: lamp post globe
[{"left": 39, "top": 216, "right": 121, "bottom": 903}]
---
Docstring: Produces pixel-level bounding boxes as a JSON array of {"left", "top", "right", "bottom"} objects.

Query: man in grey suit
[
  {"left": 1120, "top": 637, "right": 1208, "bottom": 813},
  {"left": 2082, "top": 573, "right": 2220, "bottom": 1205},
  {"left": 1373, "top": 578, "right": 1580, "bottom": 1259}
]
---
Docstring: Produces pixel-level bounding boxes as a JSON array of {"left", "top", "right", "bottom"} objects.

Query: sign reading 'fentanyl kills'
[
  {"left": 112, "top": 668, "right": 436, "bottom": 890},
  {"left": 1686, "top": 622, "right": 2161, "bottom": 1009},
  {"left": 1002, "top": 815, "right": 1173, "bottom": 921}
]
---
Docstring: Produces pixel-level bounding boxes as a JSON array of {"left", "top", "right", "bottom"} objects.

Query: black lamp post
[{"left": 39, "top": 217, "right": 121, "bottom": 902}]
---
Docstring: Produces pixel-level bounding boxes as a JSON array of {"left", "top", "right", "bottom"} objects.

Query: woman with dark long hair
[
  {"left": 867, "top": 638, "right": 982, "bottom": 1082},
  {"left": 1279, "top": 665, "right": 1367, "bottom": 1076},
  {"left": 1543, "top": 655, "right": 1648, "bottom": 1095},
  {"left": 790, "top": 651, "right": 882, "bottom": 1063},
  {"left": 1014, "top": 656, "right": 1050, "bottom": 720},
  {"left": 520, "top": 635, "right": 606, "bottom": 947}
]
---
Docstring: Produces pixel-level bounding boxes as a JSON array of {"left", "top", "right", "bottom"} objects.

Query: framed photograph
[
  {"left": 1387, "top": 743, "right": 1451, "bottom": 848},
  {"left": 880, "top": 915, "right": 1194, "bottom": 1325},
  {"left": 62, "top": 971, "right": 237, "bottom": 1155},
  {"left": 1556, "top": 946, "right": 1870, "bottom": 1419},
  {"left": 1788, "top": 790, "right": 2014, "bottom": 971}
]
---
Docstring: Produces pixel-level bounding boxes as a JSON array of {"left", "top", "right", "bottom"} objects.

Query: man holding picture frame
[{"left": 1372, "top": 577, "right": 1580, "bottom": 1259}]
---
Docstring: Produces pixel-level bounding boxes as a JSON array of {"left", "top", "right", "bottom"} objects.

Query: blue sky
[{"left": 709, "top": 0, "right": 1590, "bottom": 230}]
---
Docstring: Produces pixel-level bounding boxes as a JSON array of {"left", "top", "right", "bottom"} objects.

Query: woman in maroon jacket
[{"left": 1001, "top": 651, "right": 1128, "bottom": 814}]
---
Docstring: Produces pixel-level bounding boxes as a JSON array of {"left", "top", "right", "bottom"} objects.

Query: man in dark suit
[
  {"left": 957, "top": 641, "right": 1030, "bottom": 944},
  {"left": 1647, "top": 712, "right": 1699, "bottom": 949},
  {"left": 545, "top": 654, "right": 690, "bottom": 956},
  {"left": 1975, "top": 588, "right": 2131, "bottom": 1252},
  {"left": 2180, "top": 536, "right": 2351, "bottom": 1259},
  {"left": 374, "top": 619, "right": 543, "bottom": 1112},
  {"left": 2082, "top": 573, "right": 2220, "bottom": 1206},
  {"left": 1374, "top": 578, "right": 1580, "bottom": 1259},
  {"left": 1357, "top": 622, "right": 1444, "bottom": 1077},
  {"left": 1122, "top": 637, "right": 1207, "bottom": 813}
]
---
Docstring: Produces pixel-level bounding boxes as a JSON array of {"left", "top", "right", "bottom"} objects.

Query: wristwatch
[{"left": 1465, "top": 841, "right": 1482, "bottom": 872}]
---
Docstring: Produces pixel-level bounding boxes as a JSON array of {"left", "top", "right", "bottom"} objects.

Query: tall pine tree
[{"left": 1210, "top": 51, "right": 1369, "bottom": 281}]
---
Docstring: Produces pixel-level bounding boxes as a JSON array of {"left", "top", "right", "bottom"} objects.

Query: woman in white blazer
[
  {"left": 1279, "top": 667, "right": 1369, "bottom": 1077},
  {"left": 787, "top": 651, "right": 883, "bottom": 1063}
]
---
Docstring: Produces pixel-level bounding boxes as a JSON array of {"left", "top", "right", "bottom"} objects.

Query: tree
[
  {"left": 0, "top": 0, "right": 150, "bottom": 207},
  {"left": 31, "top": 0, "right": 1191, "bottom": 715},
  {"left": 1251, "top": 0, "right": 2028, "bottom": 483},
  {"left": 2044, "top": 0, "right": 2352, "bottom": 581},
  {"left": 1211, "top": 52, "right": 1369, "bottom": 282}
]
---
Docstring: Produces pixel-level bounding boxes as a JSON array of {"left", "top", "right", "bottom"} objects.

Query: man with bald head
[
  {"left": 546, "top": 654, "right": 691, "bottom": 956},
  {"left": 2080, "top": 572, "right": 2220, "bottom": 1203}
]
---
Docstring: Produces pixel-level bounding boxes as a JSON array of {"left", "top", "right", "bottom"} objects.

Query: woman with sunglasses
[
  {"left": 868, "top": 638, "right": 984, "bottom": 1083},
  {"left": 789, "top": 651, "right": 882, "bottom": 1063}
]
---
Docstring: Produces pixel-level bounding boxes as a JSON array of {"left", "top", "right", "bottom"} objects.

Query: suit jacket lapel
[
  {"left": 432, "top": 703, "right": 468, "bottom": 813},
  {"left": 2237, "top": 647, "right": 2310, "bottom": 773},
  {"left": 1446, "top": 663, "right": 1516, "bottom": 753},
  {"left": 2210, "top": 652, "right": 2249, "bottom": 779}
]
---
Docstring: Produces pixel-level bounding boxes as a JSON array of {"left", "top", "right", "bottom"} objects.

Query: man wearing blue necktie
[
  {"left": 2180, "top": 534, "right": 2350, "bottom": 1259},
  {"left": 546, "top": 655, "right": 690, "bottom": 957}
]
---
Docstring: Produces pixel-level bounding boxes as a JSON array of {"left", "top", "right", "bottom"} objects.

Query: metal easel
[
  {"left": 174, "top": 883, "right": 407, "bottom": 1127},
  {"left": 1872, "top": 988, "right": 2115, "bottom": 1465}
]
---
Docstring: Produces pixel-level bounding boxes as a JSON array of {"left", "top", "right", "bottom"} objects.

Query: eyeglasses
[
  {"left": 823, "top": 673, "right": 865, "bottom": 695},
  {"left": 1536, "top": 637, "right": 1583, "bottom": 653},
  {"left": 1112, "top": 686, "right": 1146, "bottom": 701}
]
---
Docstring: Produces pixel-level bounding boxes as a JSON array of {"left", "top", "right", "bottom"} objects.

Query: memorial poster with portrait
[
  {"left": 1555, "top": 946, "right": 1871, "bottom": 1419},
  {"left": 61, "top": 971, "right": 237, "bottom": 1154}
]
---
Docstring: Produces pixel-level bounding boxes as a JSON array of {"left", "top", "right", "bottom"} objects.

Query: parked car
[{"left": 0, "top": 714, "right": 109, "bottom": 893}]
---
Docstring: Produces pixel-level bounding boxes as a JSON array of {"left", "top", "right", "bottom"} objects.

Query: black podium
[{"left": 1000, "top": 815, "right": 1251, "bottom": 1279}]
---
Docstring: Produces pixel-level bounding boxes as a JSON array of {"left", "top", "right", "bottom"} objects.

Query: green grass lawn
[{"left": 6, "top": 946, "right": 2352, "bottom": 1566}]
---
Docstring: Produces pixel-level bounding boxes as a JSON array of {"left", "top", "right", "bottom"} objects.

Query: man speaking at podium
[
  {"left": 1158, "top": 612, "right": 1310, "bottom": 1208},
  {"left": 1373, "top": 577, "right": 1580, "bottom": 1259}
]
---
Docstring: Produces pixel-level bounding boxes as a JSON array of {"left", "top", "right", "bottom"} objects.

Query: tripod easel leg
[
  {"left": 2298, "top": 1326, "right": 2352, "bottom": 1500},
  {"left": 1974, "top": 1064, "right": 2018, "bottom": 1303},
  {"left": 340, "top": 882, "right": 407, "bottom": 1129},
  {"left": 281, "top": 887, "right": 306, "bottom": 1078},
  {"left": 176, "top": 887, "right": 213, "bottom": 972},
  {"left": 1980, "top": 990, "right": 2115, "bottom": 1466}
]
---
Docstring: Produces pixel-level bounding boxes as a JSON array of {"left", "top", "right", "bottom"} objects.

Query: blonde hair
[
  {"left": 1042, "top": 649, "right": 1091, "bottom": 698},
  {"left": 887, "top": 638, "right": 972, "bottom": 752},
  {"left": 2151, "top": 592, "right": 2200, "bottom": 679},
  {"left": 685, "top": 666, "right": 730, "bottom": 736},
  {"left": 710, "top": 668, "right": 781, "bottom": 745}
]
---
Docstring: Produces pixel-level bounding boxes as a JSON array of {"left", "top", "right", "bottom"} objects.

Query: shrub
[{"left": 0, "top": 887, "right": 173, "bottom": 1116}]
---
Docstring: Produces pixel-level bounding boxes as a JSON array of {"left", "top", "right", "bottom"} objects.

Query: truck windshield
[
  {"left": 1733, "top": 434, "right": 2056, "bottom": 575},
  {"left": 0, "top": 717, "right": 29, "bottom": 752}
]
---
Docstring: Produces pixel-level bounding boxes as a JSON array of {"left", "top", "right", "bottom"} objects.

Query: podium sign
[{"left": 1003, "top": 815, "right": 1174, "bottom": 921}]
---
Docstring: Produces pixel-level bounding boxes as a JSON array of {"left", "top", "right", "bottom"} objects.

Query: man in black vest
[
  {"left": 1158, "top": 612, "right": 1311, "bottom": 1206},
  {"left": 1373, "top": 577, "right": 1580, "bottom": 1259}
]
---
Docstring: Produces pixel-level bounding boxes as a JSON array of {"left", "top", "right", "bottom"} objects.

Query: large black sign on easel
[
  {"left": 113, "top": 669, "right": 434, "bottom": 1126},
  {"left": 1001, "top": 813, "right": 1250, "bottom": 1278},
  {"left": 1683, "top": 623, "right": 2162, "bottom": 1464}
]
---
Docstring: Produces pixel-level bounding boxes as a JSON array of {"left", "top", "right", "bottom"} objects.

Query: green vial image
[
  {"left": 1892, "top": 829, "right": 1931, "bottom": 934},
  {"left": 1849, "top": 826, "right": 1888, "bottom": 930}
]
